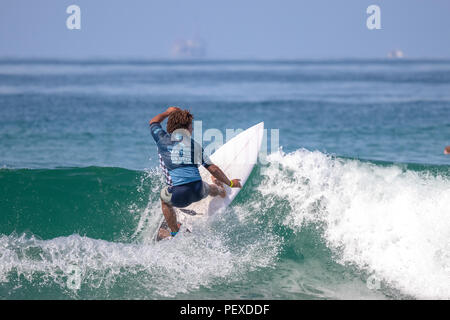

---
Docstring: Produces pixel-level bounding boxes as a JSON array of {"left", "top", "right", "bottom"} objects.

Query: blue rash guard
[
  {"left": 150, "top": 122, "right": 211, "bottom": 186},
  {"left": 150, "top": 122, "right": 212, "bottom": 208}
]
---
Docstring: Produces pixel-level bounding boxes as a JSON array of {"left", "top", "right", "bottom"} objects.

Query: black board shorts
[{"left": 160, "top": 180, "right": 210, "bottom": 208}]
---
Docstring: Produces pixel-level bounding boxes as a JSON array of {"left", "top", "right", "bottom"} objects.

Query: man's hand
[
  {"left": 206, "top": 164, "right": 242, "bottom": 188},
  {"left": 230, "top": 179, "right": 242, "bottom": 188}
]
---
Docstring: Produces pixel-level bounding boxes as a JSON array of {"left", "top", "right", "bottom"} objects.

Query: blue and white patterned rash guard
[{"left": 150, "top": 122, "right": 212, "bottom": 186}]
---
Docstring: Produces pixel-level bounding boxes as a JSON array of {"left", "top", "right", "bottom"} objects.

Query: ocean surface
[{"left": 0, "top": 59, "right": 449, "bottom": 299}]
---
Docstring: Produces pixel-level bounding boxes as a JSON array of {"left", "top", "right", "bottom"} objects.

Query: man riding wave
[{"left": 149, "top": 106, "right": 242, "bottom": 239}]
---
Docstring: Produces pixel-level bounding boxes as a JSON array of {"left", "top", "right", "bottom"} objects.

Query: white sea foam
[
  {"left": 259, "top": 149, "right": 450, "bottom": 299},
  {"left": 0, "top": 218, "right": 279, "bottom": 298}
]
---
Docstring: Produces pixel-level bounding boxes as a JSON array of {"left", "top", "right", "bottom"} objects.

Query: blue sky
[{"left": 1, "top": 0, "right": 449, "bottom": 59}]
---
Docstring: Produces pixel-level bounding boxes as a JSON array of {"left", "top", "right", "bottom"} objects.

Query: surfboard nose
[{"left": 253, "top": 121, "right": 264, "bottom": 130}]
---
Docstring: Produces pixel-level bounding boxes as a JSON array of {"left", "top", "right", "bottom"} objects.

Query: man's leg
[
  {"left": 161, "top": 199, "right": 179, "bottom": 232},
  {"left": 158, "top": 199, "right": 181, "bottom": 240}
]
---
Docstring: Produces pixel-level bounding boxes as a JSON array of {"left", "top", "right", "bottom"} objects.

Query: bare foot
[
  {"left": 158, "top": 228, "right": 171, "bottom": 240},
  {"left": 211, "top": 176, "right": 226, "bottom": 198}
]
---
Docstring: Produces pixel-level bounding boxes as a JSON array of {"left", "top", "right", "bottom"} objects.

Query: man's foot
[
  {"left": 211, "top": 176, "right": 226, "bottom": 198},
  {"left": 157, "top": 222, "right": 184, "bottom": 240},
  {"left": 157, "top": 228, "right": 171, "bottom": 240}
]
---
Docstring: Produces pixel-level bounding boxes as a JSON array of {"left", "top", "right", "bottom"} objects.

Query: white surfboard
[{"left": 155, "top": 122, "right": 264, "bottom": 241}]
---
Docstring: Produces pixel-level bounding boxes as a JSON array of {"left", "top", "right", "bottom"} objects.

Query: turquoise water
[{"left": 0, "top": 59, "right": 449, "bottom": 299}]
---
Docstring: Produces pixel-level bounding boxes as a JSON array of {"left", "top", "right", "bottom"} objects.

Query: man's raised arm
[{"left": 149, "top": 106, "right": 180, "bottom": 125}]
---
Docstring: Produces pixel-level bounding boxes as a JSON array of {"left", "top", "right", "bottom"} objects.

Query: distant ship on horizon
[
  {"left": 171, "top": 38, "right": 206, "bottom": 58},
  {"left": 387, "top": 49, "right": 405, "bottom": 59}
]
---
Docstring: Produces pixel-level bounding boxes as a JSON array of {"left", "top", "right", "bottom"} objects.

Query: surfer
[
  {"left": 149, "top": 106, "right": 242, "bottom": 239},
  {"left": 445, "top": 146, "right": 450, "bottom": 155}
]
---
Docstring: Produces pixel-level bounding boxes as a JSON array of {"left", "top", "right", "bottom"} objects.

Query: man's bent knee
[{"left": 160, "top": 186, "right": 173, "bottom": 206}]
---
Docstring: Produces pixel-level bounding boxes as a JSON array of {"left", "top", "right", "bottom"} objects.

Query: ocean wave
[
  {"left": 259, "top": 150, "right": 450, "bottom": 299},
  {"left": 1, "top": 151, "right": 449, "bottom": 299}
]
